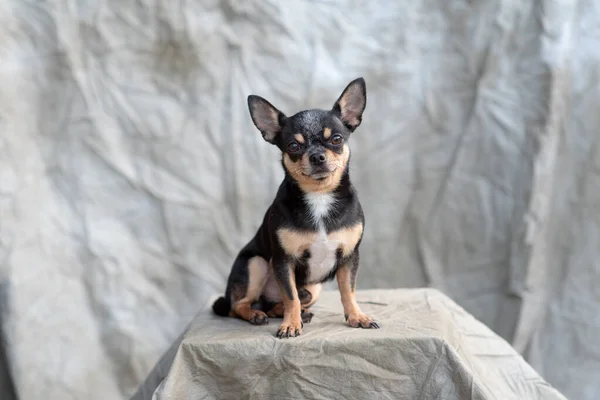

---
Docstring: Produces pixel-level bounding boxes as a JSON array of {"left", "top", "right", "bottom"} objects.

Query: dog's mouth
[{"left": 302, "top": 168, "right": 337, "bottom": 180}]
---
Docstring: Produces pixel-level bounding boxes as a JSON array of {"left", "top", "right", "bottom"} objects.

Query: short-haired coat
[{"left": 212, "top": 78, "right": 379, "bottom": 338}]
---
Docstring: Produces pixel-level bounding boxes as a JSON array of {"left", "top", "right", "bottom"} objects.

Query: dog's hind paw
[
  {"left": 248, "top": 310, "right": 269, "bottom": 325},
  {"left": 301, "top": 309, "right": 314, "bottom": 324}
]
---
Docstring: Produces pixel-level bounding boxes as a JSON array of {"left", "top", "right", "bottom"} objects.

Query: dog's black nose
[{"left": 309, "top": 152, "right": 326, "bottom": 165}]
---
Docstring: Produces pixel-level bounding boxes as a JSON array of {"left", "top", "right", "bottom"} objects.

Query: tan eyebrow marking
[
  {"left": 323, "top": 127, "right": 332, "bottom": 139},
  {"left": 294, "top": 134, "right": 305, "bottom": 144}
]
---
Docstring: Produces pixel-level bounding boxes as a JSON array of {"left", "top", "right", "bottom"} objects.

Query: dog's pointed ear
[
  {"left": 247, "top": 95, "right": 287, "bottom": 143},
  {"left": 332, "top": 77, "right": 367, "bottom": 131}
]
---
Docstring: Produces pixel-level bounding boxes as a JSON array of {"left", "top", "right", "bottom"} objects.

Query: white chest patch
[
  {"left": 304, "top": 193, "right": 339, "bottom": 282},
  {"left": 307, "top": 228, "right": 340, "bottom": 282},
  {"left": 304, "top": 192, "right": 335, "bottom": 224}
]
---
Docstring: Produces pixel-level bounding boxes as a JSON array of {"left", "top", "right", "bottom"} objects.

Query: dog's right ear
[
  {"left": 247, "top": 95, "right": 287, "bottom": 144},
  {"left": 332, "top": 77, "right": 366, "bottom": 132}
]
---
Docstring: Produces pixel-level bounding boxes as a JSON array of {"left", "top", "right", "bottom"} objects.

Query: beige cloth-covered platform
[{"left": 134, "top": 289, "right": 566, "bottom": 400}]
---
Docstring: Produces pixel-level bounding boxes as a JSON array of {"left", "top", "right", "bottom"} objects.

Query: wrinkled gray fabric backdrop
[{"left": 0, "top": 0, "right": 597, "bottom": 399}]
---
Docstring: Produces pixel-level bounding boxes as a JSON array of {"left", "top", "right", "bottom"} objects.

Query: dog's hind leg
[
  {"left": 297, "top": 283, "right": 322, "bottom": 323},
  {"left": 230, "top": 256, "right": 270, "bottom": 325},
  {"left": 299, "top": 283, "right": 322, "bottom": 308},
  {"left": 266, "top": 283, "right": 322, "bottom": 323}
]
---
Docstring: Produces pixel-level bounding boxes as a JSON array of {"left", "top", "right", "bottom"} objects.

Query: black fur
[
  {"left": 212, "top": 78, "right": 369, "bottom": 332},
  {"left": 212, "top": 296, "right": 230, "bottom": 317}
]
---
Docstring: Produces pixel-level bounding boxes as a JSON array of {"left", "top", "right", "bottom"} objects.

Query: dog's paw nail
[
  {"left": 370, "top": 321, "right": 380, "bottom": 329},
  {"left": 344, "top": 314, "right": 348, "bottom": 322}
]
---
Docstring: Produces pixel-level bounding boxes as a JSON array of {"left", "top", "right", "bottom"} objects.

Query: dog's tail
[{"left": 212, "top": 296, "right": 231, "bottom": 317}]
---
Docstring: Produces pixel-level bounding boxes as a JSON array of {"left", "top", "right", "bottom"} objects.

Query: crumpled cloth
[
  {"left": 2, "top": 1, "right": 599, "bottom": 398},
  {"left": 134, "top": 289, "right": 566, "bottom": 400}
]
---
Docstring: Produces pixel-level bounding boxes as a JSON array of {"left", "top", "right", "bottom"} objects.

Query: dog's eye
[
  {"left": 287, "top": 142, "right": 300, "bottom": 152},
  {"left": 330, "top": 134, "right": 343, "bottom": 145}
]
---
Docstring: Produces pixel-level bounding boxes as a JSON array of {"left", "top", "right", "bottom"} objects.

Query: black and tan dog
[{"left": 212, "top": 77, "right": 379, "bottom": 338}]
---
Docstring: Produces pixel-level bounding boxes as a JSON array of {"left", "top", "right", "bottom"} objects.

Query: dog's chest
[
  {"left": 303, "top": 193, "right": 342, "bottom": 282},
  {"left": 276, "top": 193, "right": 363, "bottom": 282},
  {"left": 307, "top": 227, "right": 339, "bottom": 281}
]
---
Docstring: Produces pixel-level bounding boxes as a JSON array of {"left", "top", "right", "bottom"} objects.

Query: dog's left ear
[{"left": 332, "top": 77, "right": 367, "bottom": 131}]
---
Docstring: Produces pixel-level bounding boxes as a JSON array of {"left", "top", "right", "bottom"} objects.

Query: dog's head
[{"left": 247, "top": 78, "right": 366, "bottom": 193}]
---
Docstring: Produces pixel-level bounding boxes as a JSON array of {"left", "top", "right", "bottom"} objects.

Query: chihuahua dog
[{"left": 212, "top": 77, "right": 379, "bottom": 338}]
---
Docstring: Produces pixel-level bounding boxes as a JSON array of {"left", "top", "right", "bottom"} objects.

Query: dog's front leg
[
  {"left": 272, "top": 259, "right": 303, "bottom": 338},
  {"left": 336, "top": 251, "right": 380, "bottom": 329}
]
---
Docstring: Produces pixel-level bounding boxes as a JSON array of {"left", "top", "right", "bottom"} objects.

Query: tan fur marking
[
  {"left": 328, "top": 223, "right": 363, "bottom": 257},
  {"left": 323, "top": 127, "right": 332, "bottom": 139},
  {"left": 232, "top": 301, "right": 256, "bottom": 320},
  {"left": 242, "top": 257, "right": 269, "bottom": 301},
  {"left": 268, "top": 305, "right": 313, "bottom": 318},
  {"left": 277, "top": 224, "right": 362, "bottom": 262},
  {"left": 283, "top": 144, "right": 350, "bottom": 193},
  {"left": 267, "top": 302, "right": 285, "bottom": 318},
  {"left": 336, "top": 266, "right": 361, "bottom": 316},
  {"left": 336, "top": 265, "right": 376, "bottom": 328},
  {"left": 294, "top": 134, "right": 305, "bottom": 144},
  {"left": 278, "top": 265, "right": 303, "bottom": 336},
  {"left": 267, "top": 283, "right": 321, "bottom": 317},
  {"left": 231, "top": 257, "right": 269, "bottom": 321},
  {"left": 277, "top": 229, "right": 318, "bottom": 258}
]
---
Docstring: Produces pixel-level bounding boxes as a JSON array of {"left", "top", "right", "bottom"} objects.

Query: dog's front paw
[
  {"left": 276, "top": 319, "right": 303, "bottom": 338},
  {"left": 345, "top": 313, "right": 380, "bottom": 329}
]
